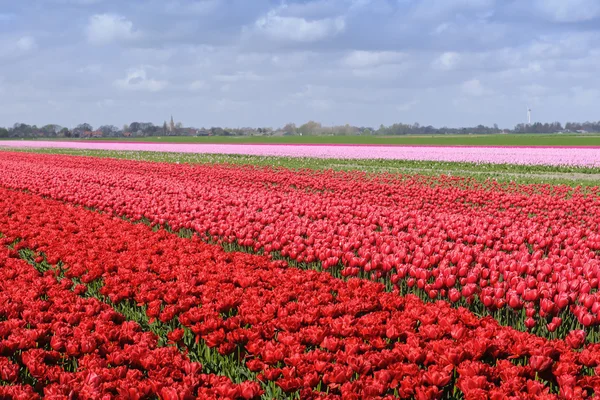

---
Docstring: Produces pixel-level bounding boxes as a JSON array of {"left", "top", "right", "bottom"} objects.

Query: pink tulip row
[{"left": 2, "top": 140, "right": 600, "bottom": 166}]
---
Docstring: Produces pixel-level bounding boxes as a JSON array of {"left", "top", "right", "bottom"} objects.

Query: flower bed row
[
  {"left": 0, "top": 152, "right": 599, "bottom": 336},
  {"left": 2, "top": 188, "right": 600, "bottom": 399},
  {"left": 0, "top": 245, "right": 261, "bottom": 399}
]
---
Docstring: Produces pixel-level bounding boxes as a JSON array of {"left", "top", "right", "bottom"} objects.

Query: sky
[{"left": 1, "top": 0, "right": 599, "bottom": 129}]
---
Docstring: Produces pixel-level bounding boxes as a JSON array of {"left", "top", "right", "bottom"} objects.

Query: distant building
[
  {"left": 82, "top": 130, "right": 103, "bottom": 138},
  {"left": 179, "top": 128, "right": 197, "bottom": 136},
  {"left": 168, "top": 116, "right": 175, "bottom": 133}
]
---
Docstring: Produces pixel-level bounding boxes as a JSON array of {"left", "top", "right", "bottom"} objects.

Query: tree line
[{"left": 1, "top": 120, "right": 599, "bottom": 139}]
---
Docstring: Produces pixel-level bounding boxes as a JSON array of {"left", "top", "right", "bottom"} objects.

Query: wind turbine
[{"left": 527, "top": 107, "right": 532, "bottom": 125}]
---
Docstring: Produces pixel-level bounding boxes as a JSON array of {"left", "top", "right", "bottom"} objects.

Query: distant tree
[
  {"left": 76, "top": 123, "right": 93, "bottom": 131},
  {"left": 0, "top": 127, "right": 8, "bottom": 138},
  {"left": 73, "top": 123, "right": 93, "bottom": 137},
  {"left": 40, "top": 124, "right": 62, "bottom": 137},
  {"left": 282, "top": 123, "right": 297, "bottom": 134},
  {"left": 513, "top": 123, "right": 527, "bottom": 133},
  {"left": 128, "top": 122, "right": 142, "bottom": 133},
  {"left": 98, "top": 125, "right": 120, "bottom": 137},
  {"left": 298, "top": 121, "right": 321, "bottom": 135},
  {"left": 210, "top": 127, "right": 225, "bottom": 136},
  {"left": 11, "top": 123, "right": 34, "bottom": 137},
  {"left": 163, "top": 121, "right": 168, "bottom": 135},
  {"left": 143, "top": 124, "right": 161, "bottom": 136}
]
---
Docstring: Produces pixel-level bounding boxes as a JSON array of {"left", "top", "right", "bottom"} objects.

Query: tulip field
[
  {"left": 1, "top": 150, "right": 600, "bottom": 399},
  {"left": 2, "top": 140, "right": 600, "bottom": 166}
]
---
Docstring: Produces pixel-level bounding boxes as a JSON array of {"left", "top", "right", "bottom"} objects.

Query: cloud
[
  {"left": 309, "top": 99, "right": 333, "bottom": 111},
  {"left": 461, "top": 79, "right": 488, "bottom": 96},
  {"left": 253, "top": 7, "right": 345, "bottom": 42},
  {"left": 52, "top": 0, "right": 104, "bottom": 4},
  {"left": 96, "top": 99, "right": 115, "bottom": 108},
  {"left": 72, "top": 0, "right": 104, "bottom": 4},
  {"left": 342, "top": 51, "right": 405, "bottom": 69},
  {"left": 15, "top": 36, "right": 36, "bottom": 52},
  {"left": 189, "top": 80, "right": 208, "bottom": 91},
  {"left": 163, "top": 0, "right": 220, "bottom": 15},
  {"left": 396, "top": 100, "right": 419, "bottom": 112},
  {"left": 431, "top": 23, "right": 451, "bottom": 35},
  {"left": 210, "top": 98, "right": 248, "bottom": 112},
  {"left": 522, "top": 84, "right": 550, "bottom": 97},
  {"left": 570, "top": 86, "right": 600, "bottom": 106},
  {"left": 86, "top": 14, "right": 139, "bottom": 45},
  {"left": 412, "top": 0, "right": 495, "bottom": 20},
  {"left": 77, "top": 64, "right": 103, "bottom": 74},
  {"left": 114, "top": 68, "right": 167, "bottom": 92},
  {"left": 534, "top": 0, "right": 600, "bottom": 22},
  {"left": 432, "top": 52, "right": 460, "bottom": 70},
  {"left": 271, "top": 52, "right": 313, "bottom": 68},
  {"left": 4, "top": 0, "right": 600, "bottom": 129},
  {"left": 0, "top": 36, "right": 37, "bottom": 59},
  {"left": 214, "top": 71, "right": 262, "bottom": 83}
]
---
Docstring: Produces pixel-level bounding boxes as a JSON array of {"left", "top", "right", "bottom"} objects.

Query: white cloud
[
  {"left": 164, "top": 0, "right": 220, "bottom": 15},
  {"left": 189, "top": 80, "right": 208, "bottom": 91},
  {"left": 431, "top": 22, "right": 451, "bottom": 35},
  {"left": 432, "top": 52, "right": 460, "bottom": 70},
  {"left": 349, "top": 64, "right": 408, "bottom": 79},
  {"left": 534, "top": 0, "right": 600, "bottom": 22},
  {"left": 396, "top": 100, "right": 419, "bottom": 112},
  {"left": 342, "top": 51, "right": 405, "bottom": 69},
  {"left": 461, "top": 79, "right": 487, "bottom": 96},
  {"left": 86, "top": 14, "right": 139, "bottom": 45},
  {"left": 210, "top": 98, "right": 248, "bottom": 112},
  {"left": 254, "top": 8, "right": 345, "bottom": 42},
  {"left": 114, "top": 68, "right": 167, "bottom": 92},
  {"left": 5, "top": 0, "right": 600, "bottom": 129},
  {"left": 271, "top": 52, "right": 313, "bottom": 68},
  {"left": 15, "top": 36, "right": 36, "bottom": 52},
  {"left": 0, "top": 36, "right": 37, "bottom": 59},
  {"left": 77, "top": 64, "right": 103, "bottom": 74},
  {"left": 520, "top": 62, "right": 543, "bottom": 74},
  {"left": 96, "top": 99, "right": 115, "bottom": 107},
  {"left": 235, "top": 53, "right": 269, "bottom": 65},
  {"left": 522, "top": 84, "right": 549, "bottom": 97},
  {"left": 570, "top": 86, "right": 600, "bottom": 106},
  {"left": 58, "top": 0, "right": 104, "bottom": 4},
  {"left": 309, "top": 99, "right": 333, "bottom": 110},
  {"left": 413, "top": 0, "right": 495, "bottom": 20},
  {"left": 214, "top": 71, "right": 262, "bottom": 83}
]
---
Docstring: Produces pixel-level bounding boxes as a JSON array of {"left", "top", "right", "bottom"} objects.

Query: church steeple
[{"left": 169, "top": 115, "right": 175, "bottom": 133}]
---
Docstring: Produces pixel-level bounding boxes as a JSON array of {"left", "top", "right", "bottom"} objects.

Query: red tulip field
[{"left": 1, "top": 150, "right": 600, "bottom": 399}]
